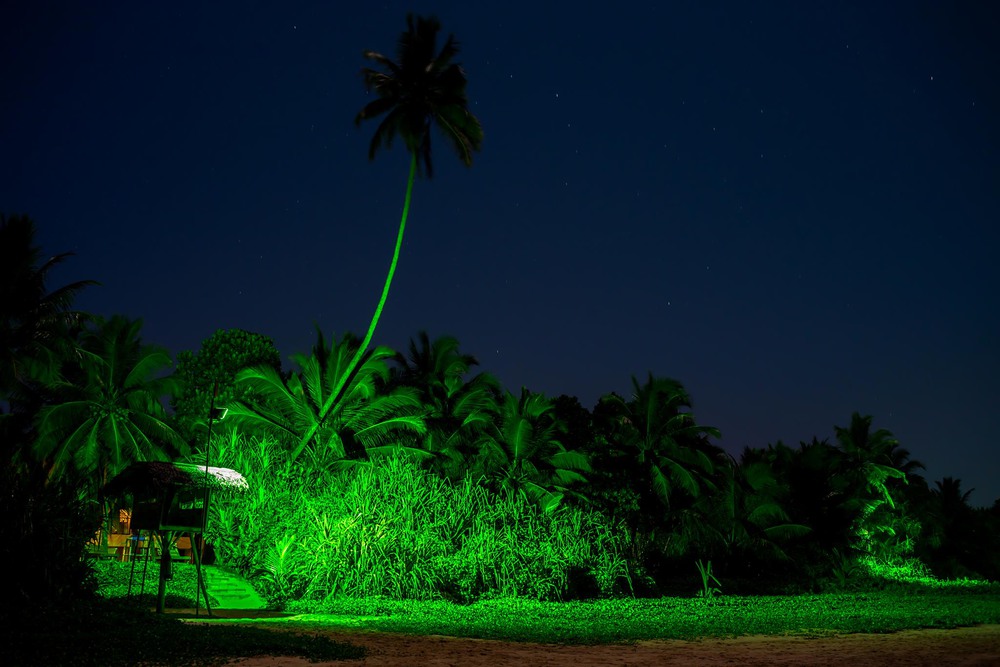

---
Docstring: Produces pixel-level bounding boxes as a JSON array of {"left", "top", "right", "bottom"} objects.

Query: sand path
[{"left": 226, "top": 623, "right": 1000, "bottom": 666}]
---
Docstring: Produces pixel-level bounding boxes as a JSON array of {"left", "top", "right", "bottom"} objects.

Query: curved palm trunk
[{"left": 293, "top": 152, "right": 418, "bottom": 461}]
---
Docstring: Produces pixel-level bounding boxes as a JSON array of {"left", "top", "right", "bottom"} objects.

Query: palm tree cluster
[
  {"left": 4, "top": 15, "right": 999, "bottom": 606},
  {"left": 209, "top": 324, "right": 995, "bottom": 591},
  {"left": 4, "top": 211, "right": 1000, "bottom": 604},
  {"left": 1, "top": 215, "right": 184, "bottom": 605}
]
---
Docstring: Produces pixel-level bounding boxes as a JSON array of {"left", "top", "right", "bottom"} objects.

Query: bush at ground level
[{"left": 206, "top": 435, "right": 635, "bottom": 604}]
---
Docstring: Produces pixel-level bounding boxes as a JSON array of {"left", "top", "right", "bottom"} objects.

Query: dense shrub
[
  {"left": 205, "top": 434, "right": 633, "bottom": 605},
  {"left": 171, "top": 328, "right": 282, "bottom": 441},
  {"left": 0, "top": 460, "right": 101, "bottom": 609}
]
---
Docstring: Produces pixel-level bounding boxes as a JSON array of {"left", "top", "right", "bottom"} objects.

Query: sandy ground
[{"left": 221, "top": 623, "right": 1000, "bottom": 667}]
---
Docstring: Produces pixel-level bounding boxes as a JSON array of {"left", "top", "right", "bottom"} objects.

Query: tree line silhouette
[
  {"left": 3, "top": 14, "right": 997, "bottom": 605},
  {"left": 3, "top": 212, "right": 998, "bottom": 606}
]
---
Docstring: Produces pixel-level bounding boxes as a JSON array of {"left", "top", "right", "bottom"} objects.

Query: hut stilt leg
[{"left": 155, "top": 530, "right": 171, "bottom": 614}]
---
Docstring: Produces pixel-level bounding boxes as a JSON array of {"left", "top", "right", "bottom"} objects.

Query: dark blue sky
[{"left": 3, "top": 2, "right": 998, "bottom": 504}]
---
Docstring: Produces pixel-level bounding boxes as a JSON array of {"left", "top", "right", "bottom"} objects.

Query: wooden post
[
  {"left": 155, "top": 530, "right": 171, "bottom": 614},
  {"left": 192, "top": 532, "right": 213, "bottom": 617}
]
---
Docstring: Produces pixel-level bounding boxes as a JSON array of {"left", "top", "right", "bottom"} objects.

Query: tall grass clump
[{"left": 204, "top": 433, "right": 631, "bottom": 605}]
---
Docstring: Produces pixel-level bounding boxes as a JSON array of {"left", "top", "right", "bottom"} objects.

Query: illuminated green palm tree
[
  {"left": 298, "top": 15, "right": 483, "bottom": 455},
  {"left": 601, "top": 374, "right": 722, "bottom": 507},
  {"left": 476, "top": 388, "right": 590, "bottom": 512},
  {"left": 230, "top": 330, "right": 426, "bottom": 467},
  {"left": 835, "top": 412, "right": 911, "bottom": 508},
  {"left": 35, "top": 316, "right": 186, "bottom": 486},
  {"left": 392, "top": 332, "right": 499, "bottom": 478}
]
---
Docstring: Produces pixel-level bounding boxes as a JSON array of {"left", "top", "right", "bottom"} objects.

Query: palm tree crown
[
  {"left": 35, "top": 316, "right": 185, "bottom": 484},
  {"left": 599, "top": 374, "right": 722, "bottom": 506},
  {"left": 355, "top": 13, "right": 483, "bottom": 177}
]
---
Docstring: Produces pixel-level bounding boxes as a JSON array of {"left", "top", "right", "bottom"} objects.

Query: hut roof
[{"left": 102, "top": 461, "right": 249, "bottom": 498}]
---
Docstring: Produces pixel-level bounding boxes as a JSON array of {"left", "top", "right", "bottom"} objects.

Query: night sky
[{"left": 3, "top": 2, "right": 998, "bottom": 505}]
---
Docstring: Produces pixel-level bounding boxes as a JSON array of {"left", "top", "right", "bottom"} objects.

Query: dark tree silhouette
[
  {"left": 0, "top": 213, "right": 96, "bottom": 399},
  {"left": 391, "top": 332, "right": 500, "bottom": 479}
]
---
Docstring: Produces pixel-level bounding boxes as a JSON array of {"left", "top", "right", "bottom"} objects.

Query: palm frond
[
  {"left": 763, "top": 523, "right": 812, "bottom": 540},
  {"left": 661, "top": 456, "right": 701, "bottom": 498},
  {"left": 551, "top": 469, "right": 589, "bottom": 486},
  {"left": 548, "top": 449, "right": 591, "bottom": 473},
  {"left": 123, "top": 349, "right": 172, "bottom": 389}
]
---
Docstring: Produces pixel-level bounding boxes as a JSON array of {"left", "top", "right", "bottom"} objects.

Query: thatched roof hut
[{"left": 103, "top": 461, "right": 248, "bottom": 499}]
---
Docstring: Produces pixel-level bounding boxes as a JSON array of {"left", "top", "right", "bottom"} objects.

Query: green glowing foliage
[
  {"left": 35, "top": 315, "right": 186, "bottom": 485},
  {"left": 695, "top": 559, "right": 722, "bottom": 598},
  {"left": 11, "top": 218, "right": 998, "bottom": 609},
  {"left": 835, "top": 412, "right": 917, "bottom": 509},
  {"left": 171, "top": 328, "right": 281, "bottom": 440},
  {"left": 833, "top": 413, "right": 921, "bottom": 563},
  {"left": 287, "top": 590, "right": 1000, "bottom": 643},
  {"left": 475, "top": 387, "right": 591, "bottom": 512},
  {"left": 599, "top": 374, "right": 722, "bottom": 508},
  {"left": 206, "top": 435, "right": 631, "bottom": 603},
  {"left": 740, "top": 413, "right": 926, "bottom": 584},
  {"left": 199, "top": 334, "right": 997, "bottom": 594},
  {"left": 391, "top": 332, "right": 502, "bottom": 480},
  {"left": 228, "top": 330, "right": 425, "bottom": 464}
]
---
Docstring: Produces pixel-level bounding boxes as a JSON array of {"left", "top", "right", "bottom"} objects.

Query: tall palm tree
[
  {"left": 934, "top": 476, "right": 974, "bottom": 511},
  {"left": 762, "top": 437, "right": 856, "bottom": 554},
  {"left": 229, "top": 330, "right": 426, "bottom": 467},
  {"left": 600, "top": 374, "right": 722, "bottom": 508},
  {"left": 834, "top": 412, "right": 912, "bottom": 508},
  {"left": 298, "top": 15, "right": 483, "bottom": 455},
  {"left": 833, "top": 413, "right": 924, "bottom": 560},
  {"left": 1, "top": 213, "right": 97, "bottom": 398},
  {"left": 391, "top": 331, "right": 499, "bottom": 478},
  {"left": 475, "top": 388, "right": 590, "bottom": 511},
  {"left": 34, "top": 316, "right": 186, "bottom": 486},
  {"left": 698, "top": 455, "right": 810, "bottom": 565}
]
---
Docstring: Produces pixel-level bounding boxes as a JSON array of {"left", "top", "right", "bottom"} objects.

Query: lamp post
[{"left": 195, "top": 383, "right": 227, "bottom": 617}]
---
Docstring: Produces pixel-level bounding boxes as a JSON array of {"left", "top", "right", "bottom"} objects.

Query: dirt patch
[{"left": 227, "top": 623, "right": 1000, "bottom": 666}]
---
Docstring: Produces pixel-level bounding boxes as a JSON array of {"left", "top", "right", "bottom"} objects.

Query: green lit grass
[
  {"left": 261, "top": 588, "right": 1000, "bottom": 644},
  {"left": 207, "top": 442, "right": 633, "bottom": 604},
  {"left": 93, "top": 559, "right": 221, "bottom": 609},
  {"left": 8, "top": 589, "right": 997, "bottom": 665}
]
